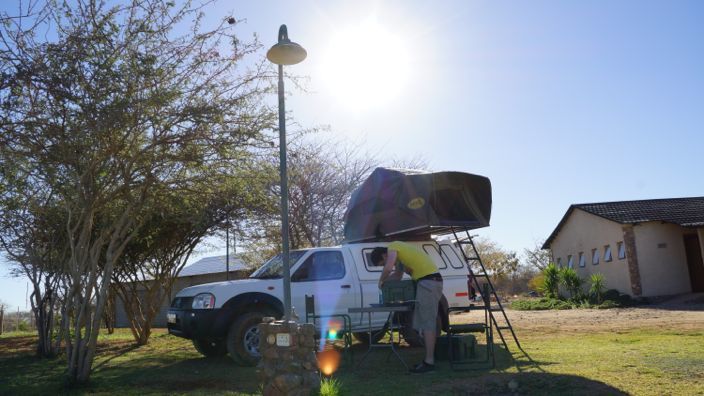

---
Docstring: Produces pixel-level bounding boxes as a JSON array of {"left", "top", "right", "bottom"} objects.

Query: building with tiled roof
[{"left": 543, "top": 197, "right": 704, "bottom": 297}]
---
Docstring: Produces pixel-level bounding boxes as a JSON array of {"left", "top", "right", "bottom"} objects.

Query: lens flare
[{"left": 317, "top": 349, "right": 341, "bottom": 376}]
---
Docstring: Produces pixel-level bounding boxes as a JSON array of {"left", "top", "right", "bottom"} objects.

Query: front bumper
[{"left": 167, "top": 308, "right": 227, "bottom": 339}]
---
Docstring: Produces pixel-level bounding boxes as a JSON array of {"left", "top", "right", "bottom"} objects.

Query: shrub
[
  {"left": 511, "top": 297, "right": 574, "bottom": 310},
  {"left": 559, "top": 267, "right": 584, "bottom": 300},
  {"left": 528, "top": 273, "right": 545, "bottom": 294},
  {"left": 540, "top": 263, "right": 560, "bottom": 299},
  {"left": 603, "top": 289, "right": 620, "bottom": 301},
  {"left": 597, "top": 300, "right": 621, "bottom": 309},
  {"left": 319, "top": 378, "right": 342, "bottom": 396},
  {"left": 589, "top": 273, "right": 606, "bottom": 304}
]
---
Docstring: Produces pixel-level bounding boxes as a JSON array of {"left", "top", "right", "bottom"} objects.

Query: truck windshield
[{"left": 249, "top": 250, "right": 308, "bottom": 279}]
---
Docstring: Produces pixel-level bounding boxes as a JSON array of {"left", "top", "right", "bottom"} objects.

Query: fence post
[{"left": 0, "top": 305, "right": 4, "bottom": 335}]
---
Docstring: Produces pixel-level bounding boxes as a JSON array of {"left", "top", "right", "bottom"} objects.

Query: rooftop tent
[{"left": 343, "top": 168, "right": 492, "bottom": 243}]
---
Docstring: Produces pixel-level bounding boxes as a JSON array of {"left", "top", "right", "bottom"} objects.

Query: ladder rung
[
  {"left": 448, "top": 323, "right": 486, "bottom": 333},
  {"left": 496, "top": 326, "right": 513, "bottom": 330}
]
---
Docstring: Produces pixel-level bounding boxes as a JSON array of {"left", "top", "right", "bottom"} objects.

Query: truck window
[
  {"left": 292, "top": 251, "right": 345, "bottom": 282},
  {"left": 440, "top": 244, "right": 466, "bottom": 269},
  {"left": 362, "top": 248, "right": 383, "bottom": 272},
  {"left": 422, "top": 244, "right": 448, "bottom": 269}
]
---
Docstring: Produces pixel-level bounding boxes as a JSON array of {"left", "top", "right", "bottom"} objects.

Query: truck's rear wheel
[
  {"left": 400, "top": 312, "right": 443, "bottom": 347},
  {"left": 192, "top": 338, "right": 227, "bottom": 357},
  {"left": 226, "top": 312, "right": 264, "bottom": 366}
]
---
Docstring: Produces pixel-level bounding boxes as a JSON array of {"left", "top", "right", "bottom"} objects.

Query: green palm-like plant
[
  {"left": 540, "top": 263, "right": 560, "bottom": 299},
  {"left": 589, "top": 273, "right": 606, "bottom": 304},
  {"left": 559, "top": 267, "right": 584, "bottom": 300}
]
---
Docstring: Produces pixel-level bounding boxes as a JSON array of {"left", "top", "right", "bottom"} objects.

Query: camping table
[{"left": 348, "top": 305, "right": 413, "bottom": 370}]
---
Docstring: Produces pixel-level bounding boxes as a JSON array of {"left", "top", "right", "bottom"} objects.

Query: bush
[
  {"left": 540, "top": 263, "right": 560, "bottom": 299},
  {"left": 603, "top": 289, "right": 620, "bottom": 301},
  {"left": 319, "top": 378, "right": 342, "bottom": 396},
  {"left": 511, "top": 298, "right": 574, "bottom": 310},
  {"left": 597, "top": 300, "right": 621, "bottom": 309},
  {"left": 528, "top": 273, "right": 544, "bottom": 293},
  {"left": 589, "top": 273, "right": 606, "bottom": 303},
  {"left": 559, "top": 267, "right": 584, "bottom": 299}
]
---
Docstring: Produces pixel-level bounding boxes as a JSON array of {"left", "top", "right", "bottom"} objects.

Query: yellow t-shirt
[{"left": 388, "top": 241, "right": 438, "bottom": 280}]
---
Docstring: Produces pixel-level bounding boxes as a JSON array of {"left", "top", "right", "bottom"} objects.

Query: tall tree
[
  {"left": 0, "top": 175, "right": 67, "bottom": 357},
  {"left": 523, "top": 240, "right": 552, "bottom": 271},
  {"left": 0, "top": 0, "right": 274, "bottom": 384},
  {"left": 471, "top": 237, "right": 520, "bottom": 280},
  {"left": 237, "top": 136, "right": 428, "bottom": 265},
  {"left": 111, "top": 175, "right": 268, "bottom": 345}
]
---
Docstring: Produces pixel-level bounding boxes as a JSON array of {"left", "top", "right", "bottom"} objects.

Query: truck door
[{"left": 291, "top": 250, "right": 359, "bottom": 335}]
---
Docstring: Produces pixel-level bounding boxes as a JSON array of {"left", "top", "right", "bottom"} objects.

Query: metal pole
[
  {"left": 277, "top": 62, "right": 292, "bottom": 321},
  {"left": 226, "top": 218, "right": 230, "bottom": 281}
]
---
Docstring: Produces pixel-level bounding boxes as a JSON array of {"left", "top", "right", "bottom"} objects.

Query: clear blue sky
[{"left": 2, "top": 0, "right": 703, "bottom": 309}]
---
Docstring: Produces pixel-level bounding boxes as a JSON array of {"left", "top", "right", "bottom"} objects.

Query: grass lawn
[{"left": 1, "top": 314, "right": 702, "bottom": 395}]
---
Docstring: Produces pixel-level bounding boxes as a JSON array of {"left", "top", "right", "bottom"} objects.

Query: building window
[
  {"left": 578, "top": 252, "right": 586, "bottom": 267},
  {"left": 557, "top": 257, "right": 562, "bottom": 267},
  {"left": 604, "top": 245, "right": 612, "bottom": 262},
  {"left": 617, "top": 241, "right": 626, "bottom": 259},
  {"left": 567, "top": 255, "right": 573, "bottom": 268},
  {"left": 592, "top": 249, "right": 599, "bottom": 265}
]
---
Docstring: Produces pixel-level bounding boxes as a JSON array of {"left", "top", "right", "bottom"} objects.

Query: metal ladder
[{"left": 450, "top": 227, "right": 522, "bottom": 352}]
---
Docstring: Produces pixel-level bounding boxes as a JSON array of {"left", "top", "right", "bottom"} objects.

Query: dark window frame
[
  {"left": 292, "top": 251, "right": 346, "bottom": 282},
  {"left": 422, "top": 244, "right": 448, "bottom": 270},
  {"left": 440, "top": 244, "right": 466, "bottom": 269}
]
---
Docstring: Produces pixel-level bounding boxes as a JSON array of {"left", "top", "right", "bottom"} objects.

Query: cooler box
[
  {"left": 435, "top": 334, "right": 476, "bottom": 361},
  {"left": 381, "top": 280, "right": 416, "bottom": 304}
]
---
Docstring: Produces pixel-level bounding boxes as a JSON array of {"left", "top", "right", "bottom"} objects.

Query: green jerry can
[{"left": 435, "top": 334, "right": 476, "bottom": 361}]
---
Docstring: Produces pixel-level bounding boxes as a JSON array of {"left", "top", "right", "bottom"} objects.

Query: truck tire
[
  {"left": 352, "top": 323, "right": 388, "bottom": 345},
  {"left": 226, "top": 311, "right": 265, "bottom": 366},
  {"left": 400, "top": 312, "right": 443, "bottom": 348},
  {"left": 192, "top": 338, "right": 227, "bottom": 357}
]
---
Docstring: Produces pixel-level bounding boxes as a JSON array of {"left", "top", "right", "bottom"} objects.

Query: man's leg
[{"left": 423, "top": 330, "right": 436, "bottom": 365}]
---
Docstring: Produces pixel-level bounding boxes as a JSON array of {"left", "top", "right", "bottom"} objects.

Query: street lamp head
[{"left": 267, "top": 25, "right": 307, "bottom": 66}]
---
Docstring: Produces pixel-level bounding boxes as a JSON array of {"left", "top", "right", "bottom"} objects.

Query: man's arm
[{"left": 379, "top": 250, "right": 403, "bottom": 287}]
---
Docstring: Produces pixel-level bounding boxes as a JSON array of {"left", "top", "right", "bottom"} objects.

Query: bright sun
[{"left": 320, "top": 20, "right": 411, "bottom": 110}]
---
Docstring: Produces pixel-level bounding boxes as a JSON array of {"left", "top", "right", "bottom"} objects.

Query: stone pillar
[
  {"left": 257, "top": 318, "right": 319, "bottom": 396},
  {"left": 622, "top": 225, "right": 642, "bottom": 296}
]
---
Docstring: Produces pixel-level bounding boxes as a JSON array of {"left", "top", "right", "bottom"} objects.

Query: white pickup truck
[{"left": 167, "top": 240, "right": 472, "bottom": 365}]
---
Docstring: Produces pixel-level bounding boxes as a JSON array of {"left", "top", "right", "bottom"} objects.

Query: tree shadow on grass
[
  {"left": 421, "top": 372, "right": 628, "bottom": 396},
  {"left": 91, "top": 355, "right": 261, "bottom": 394},
  {"left": 92, "top": 341, "right": 140, "bottom": 370},
  {"left": 0, "top": 335, "right": 36, "bottom": 358}
]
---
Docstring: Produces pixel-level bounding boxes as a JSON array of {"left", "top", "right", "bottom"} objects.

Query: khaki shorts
[{"left": 413, "top": 279, "right": 443, "bottom": 332}]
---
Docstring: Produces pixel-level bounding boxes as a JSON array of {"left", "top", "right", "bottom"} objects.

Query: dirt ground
[{"left": 453, "top": 293, "right": 704, "bottom": 333}]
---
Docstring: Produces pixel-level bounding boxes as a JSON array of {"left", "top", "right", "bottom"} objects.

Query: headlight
[{"left": 192, "top": 293, "right": 216, "bottom": 309}]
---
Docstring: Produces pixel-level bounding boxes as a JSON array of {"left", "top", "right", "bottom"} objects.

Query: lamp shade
[{"left": 267, "top": 25, "right": 307, "bottom": 65}]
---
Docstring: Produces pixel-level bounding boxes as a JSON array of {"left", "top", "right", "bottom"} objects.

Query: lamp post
[{"left": 267, "top": 25, "right": 307, "bottom": 321}]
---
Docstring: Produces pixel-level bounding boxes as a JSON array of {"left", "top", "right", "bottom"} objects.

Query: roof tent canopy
[{"left": 343, "top": 168, "right": 492, "bottom": 243}]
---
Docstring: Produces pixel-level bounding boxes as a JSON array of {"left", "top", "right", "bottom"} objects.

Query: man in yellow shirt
[{"left": 371, "top": 241, "right": 443, "bottom": 373}]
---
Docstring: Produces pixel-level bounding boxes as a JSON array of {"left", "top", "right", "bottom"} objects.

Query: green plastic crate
[
  {"left": 381, "top": 280, "right": 416, "bottom": 303},
  {"left": 435, "top": 334, "right": 476, "bottom": 361}
]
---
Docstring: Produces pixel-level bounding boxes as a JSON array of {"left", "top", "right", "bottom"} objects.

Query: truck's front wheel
[{"left": 226, "top": 312, "right": 264, "bottom": 366}]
